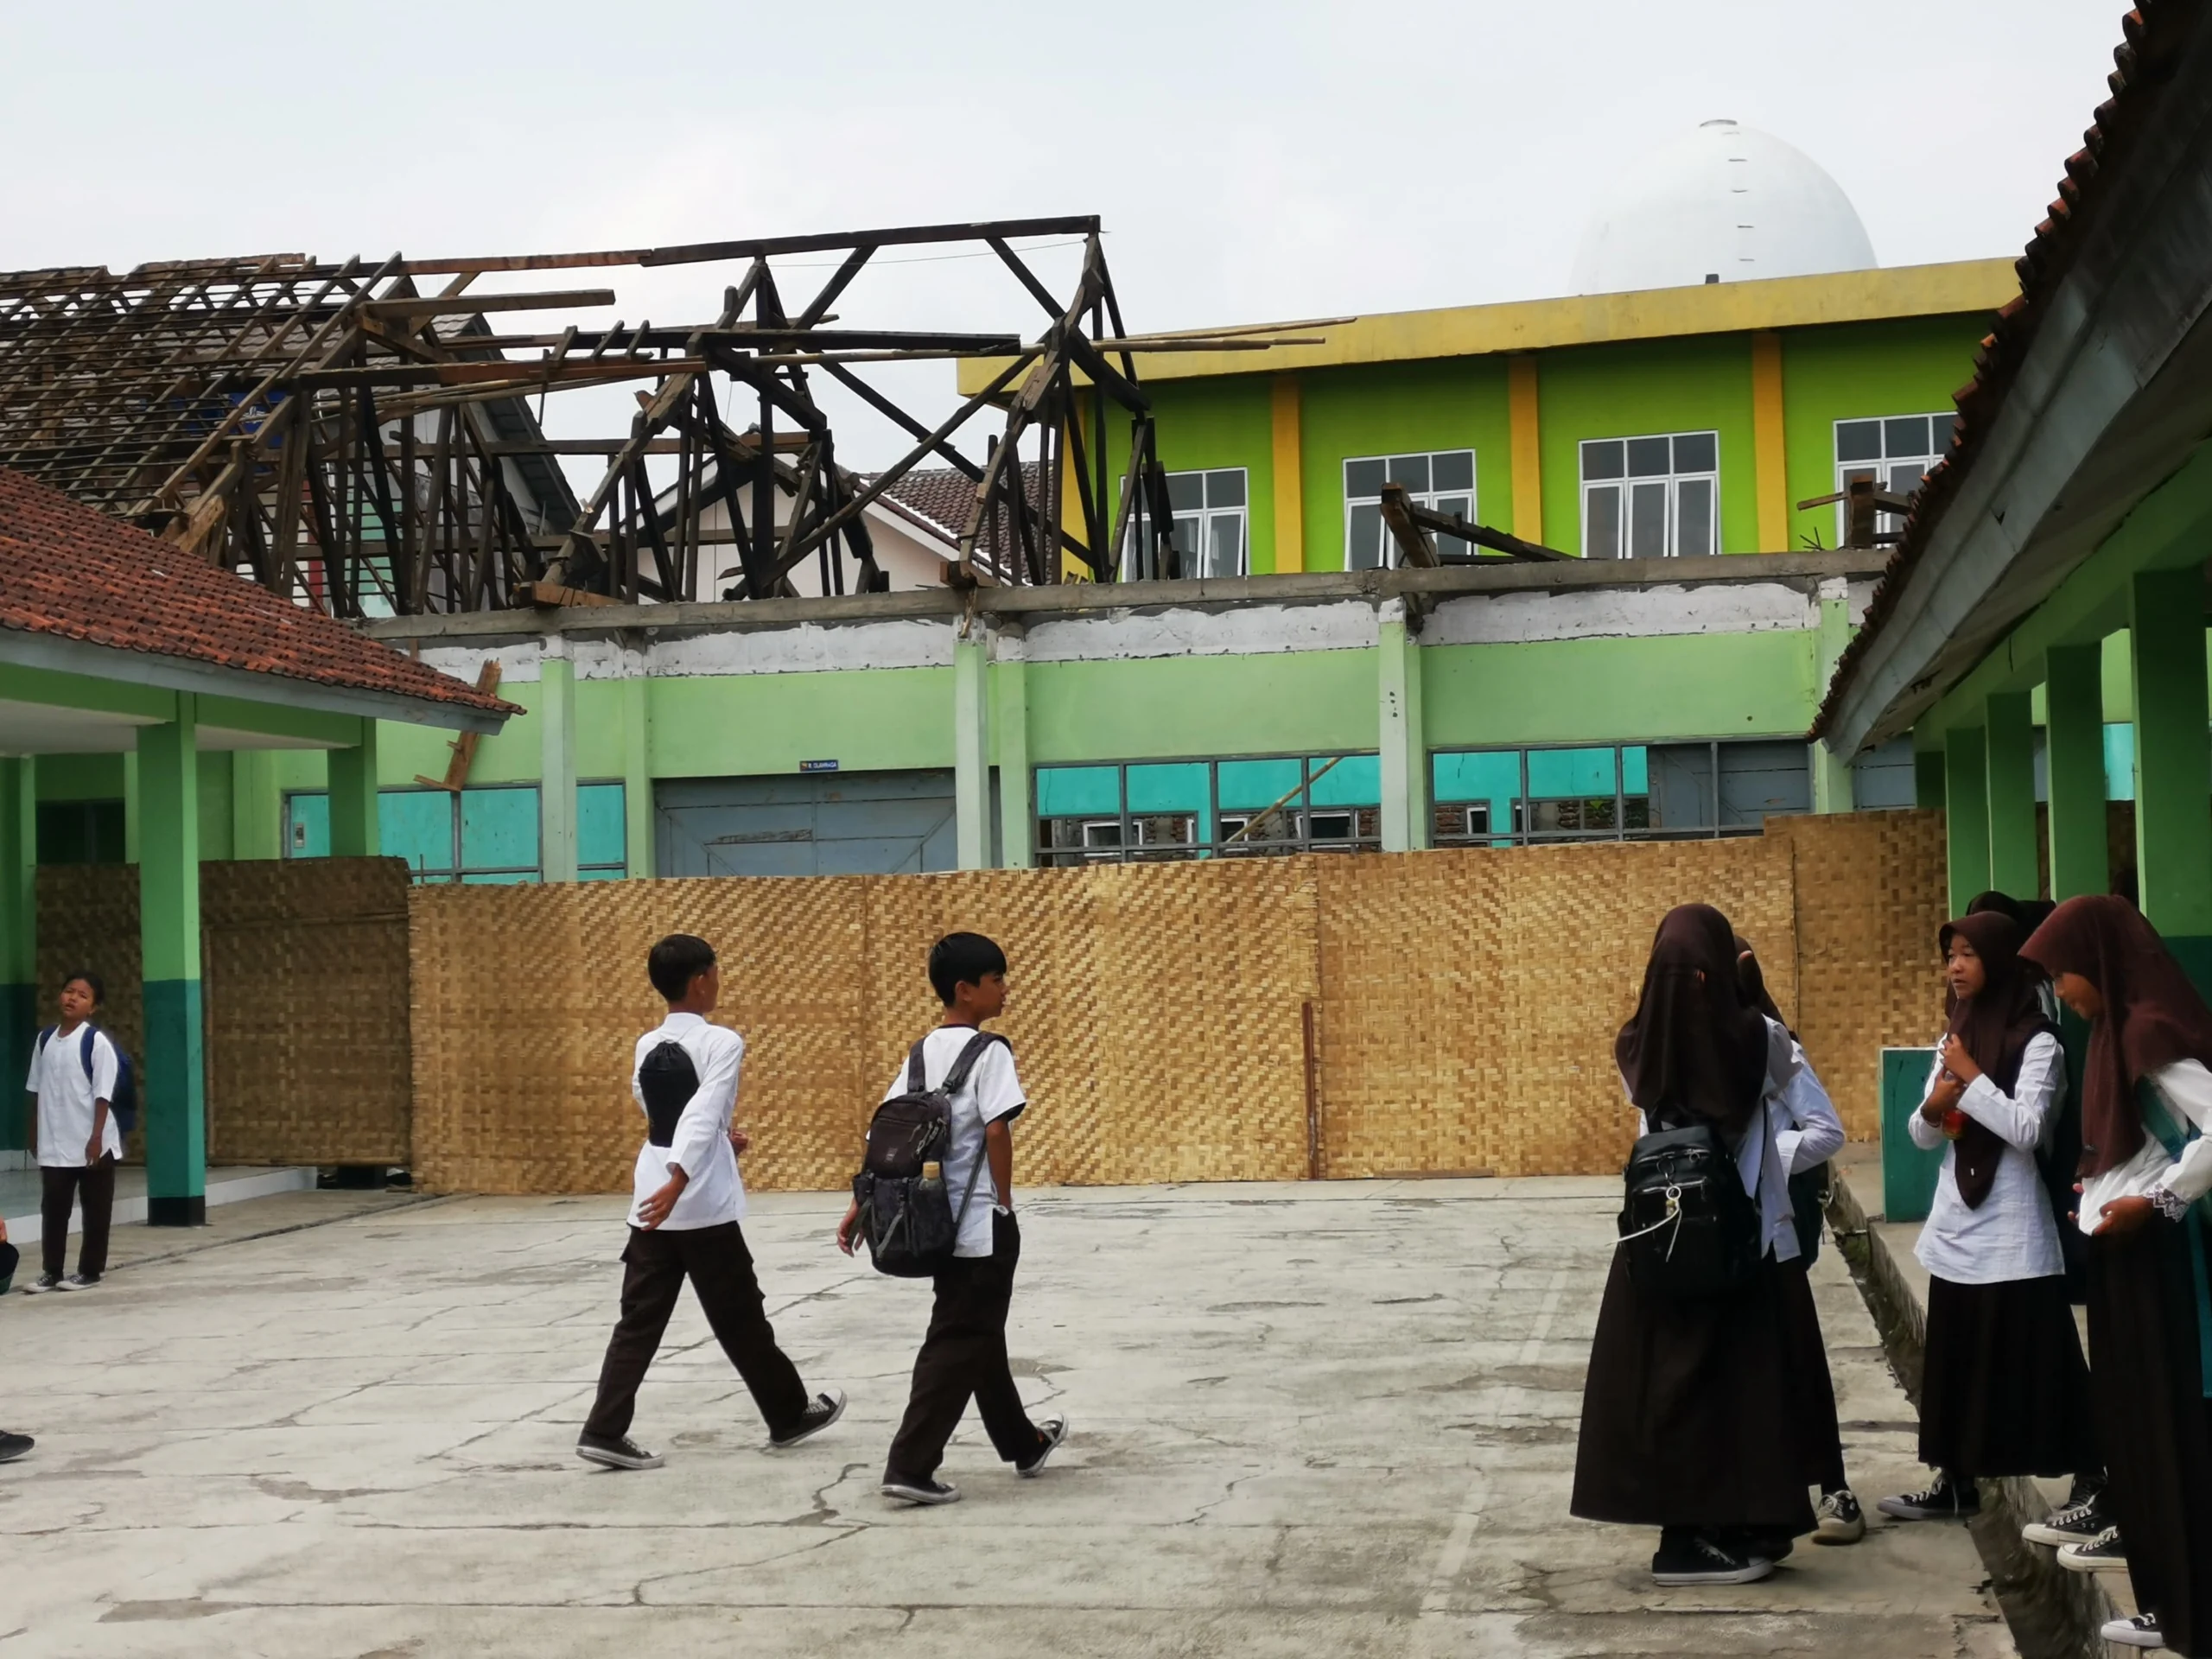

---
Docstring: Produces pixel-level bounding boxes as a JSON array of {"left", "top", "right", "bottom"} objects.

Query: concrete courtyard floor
[{"left": 0, "top": 1179, "right": 2012, "bottom": 1658}]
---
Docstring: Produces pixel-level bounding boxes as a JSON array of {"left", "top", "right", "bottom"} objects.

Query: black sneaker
[
  {"left": 2063, "top": 1470, "right": 2106, "bottom": 1510},
  {"left": 1016, "top": 1417, "right": 1069, "bottom": 1478},
  {"left": 1815, "top": 1489, "right": 1866, "bottom": 1544},
  {"left": 2056, "top": 1526, "right": 2127, "bottom": 1573},
  {"left": 63, "top": 1273, "right": 99, "bottom": 1291},
  {"left": 0, "top": 1431, "right": 32, "bottom": 1464},
  {"left": 2023, "top": 1492, "right": 2108, "bottom": 1548},
  {"left": 769, "top": 1389, "right": 848, "bottom": 1449},
  {"left": 2101, "top": 1612, "right": 2164, "bottom": 1649},
  {"left": 575, "top": 1433, "right": 663, "bottom": 1471},
  {"left": 1877, "top": 1473, "right": 1980, "bottom": 1521},
  {"left": 1651, "top": 1530, "right": 1772, "bottom": 1586},
  {"left": 880, "top": 1473, "right": 961, "bottom": 1506},
  {"left": 23, "top": 1273, "right": 60, "bottom": 1295}
]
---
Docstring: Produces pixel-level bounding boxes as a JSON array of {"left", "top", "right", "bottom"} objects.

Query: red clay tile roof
[
  {"left": 874, "top": 461, "right": 1046, "bottom": 557},
  {"left": 0, "top": 468, "right": 517, "bottom": 717},
  {"left": 1812, "top": 2, "right": 2205, "bottom": 741}
]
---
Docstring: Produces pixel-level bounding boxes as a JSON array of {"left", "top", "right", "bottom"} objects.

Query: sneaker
[
  {"left": 1877, "top": 1473, "right": 1980, "bottom": 1522},
  {"left": 2056, "top": 1526, "right": 2127, "bottom": 1573},
  {"left": 769, "top": 1389, "right": 848, "bottom": 1449},
  {"left": 64, "top": 1273, "right": 99, "bottom": 1290},
  {"left": 0, "top": 1431, "right": 32, "bottom": 1464},
  {"left": 575, "top": 1433, "right": 663, "bottom": 1471},
  {"left": 2023, "top": 1492, "right": 2109, "bottom": 1548},
  {"left": 1016, "top": 1417, "right": 1069, "bottom": 1478},
  {"left": 2063, "top": 1470, "right": 2106, "bottom": 1510},
  {"left": 2101, "top": 1613, "right": 2164, "bottom": 1649},
  {"left": 1815, "top": 1489, "right": 1866, "bottom": 1545},
  {"left": 23, "top": 1273, "right": 60, "bottom": 1295},
  {"left": 880, "top": 1474, "right": 961, "bottom": 1507},
  {"left": 1650, "top": 1531, "right": 1772, "bottom": 1586}
]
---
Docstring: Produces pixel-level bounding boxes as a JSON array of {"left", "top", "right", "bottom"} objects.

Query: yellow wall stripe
[
  {"left": 1751, "top": 331, "right": 1789, "bottom": 553},
  {"left": 1508, "top": 356, "right": 1542, "bottom": 544},
  {"left": 1271, "top": 374, "right": 1304, "bottom": 573}
]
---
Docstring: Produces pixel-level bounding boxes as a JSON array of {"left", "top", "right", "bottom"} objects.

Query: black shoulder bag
[{"left": 1618, "top": 1103, "right": 1764, "bottom": 1300}]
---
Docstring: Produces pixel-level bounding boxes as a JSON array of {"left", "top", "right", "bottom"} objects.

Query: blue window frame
[
  {"left": 1431, "top": 741, "right": 1809, "bottom": 845},
  {"left": 283, "top": 783, "right": 627, "bottom": 881},
  {"left": 1034, "top": 754, "right": 1382, "bottom": 865}
]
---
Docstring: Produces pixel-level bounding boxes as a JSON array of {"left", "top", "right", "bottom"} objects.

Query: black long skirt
[
  {"left": 1918, "top": 1272, "right": 2096, "bottom": 1478},
  {"left": 1572, "top": 1252, "right": 1818, "bottom": 1535},
  {"left": 1777, "top": 1256, "right": 1847, "bottom": 1491},
  {"left": 2089, "top": 1226, "right": 2212, "bottom": 1657}
]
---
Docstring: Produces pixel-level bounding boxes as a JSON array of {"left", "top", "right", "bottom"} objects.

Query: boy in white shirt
[
  {"left": 23, "top": 969, "right": 122, "bottom": 1293},
  {"left": 576, "top": 934, "right": 845, "bottom": 1471},
  {"left": 836, "top": 931, "right": 1067, "bottom": 1506}
]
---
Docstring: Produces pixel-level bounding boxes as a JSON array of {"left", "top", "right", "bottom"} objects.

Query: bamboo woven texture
[
  {"left": 1770, "top": 810, "right": 1948, "bottom": 1139},
  {"left": 34, "top": 865, "right": 144, "bottom": 1160}
]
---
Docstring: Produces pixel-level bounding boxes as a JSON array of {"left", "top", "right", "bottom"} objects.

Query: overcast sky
[{"left": 2, "top": 1, "right": 2126, "bottom": 471}]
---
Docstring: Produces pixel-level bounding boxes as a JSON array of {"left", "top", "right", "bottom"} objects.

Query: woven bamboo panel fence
[{"left": 35, "top": 865, "right": 145, "bottom": 1160}]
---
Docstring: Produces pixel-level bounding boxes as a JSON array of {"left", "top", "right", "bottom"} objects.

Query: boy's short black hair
[
  {"left": 928, "top": 931, "right": 1007, "bottom": 1005},
  {"left": 60, "top": 968, "right": 105, "bottom": 1006},
  {"left": 646, "top": 935, "right": 716, "bottom": 1002}
]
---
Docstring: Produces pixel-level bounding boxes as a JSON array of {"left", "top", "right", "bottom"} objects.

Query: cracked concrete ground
[{"left": 0, "top": 1179, "right": 2014, "bottom": 1657}]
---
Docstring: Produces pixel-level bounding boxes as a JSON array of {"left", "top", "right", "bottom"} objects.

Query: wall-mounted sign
[{"left": 798, "top": 759, "right": 840, "bottom": 773}]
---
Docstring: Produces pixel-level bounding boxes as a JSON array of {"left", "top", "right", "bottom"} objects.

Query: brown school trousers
[
  {"left": 886, "top": 1209, "right": 1040, "bottom": 1481},
  {"left": 41, "top": 1155, "right": 116, "bottom": 1279}
]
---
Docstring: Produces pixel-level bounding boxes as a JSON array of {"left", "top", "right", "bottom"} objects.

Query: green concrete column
[
  {"left": 0, "top": 756, "right": 34, "bottom": 1155},
  {"left": 1984, "top": 691, "right": 2037, "bottom": 898},
  {"left": 138, "top": 703, "right": 205, "bottom": 1225},
  {"left": 621, "top": 672, "right": 653, "bottom": 879},
  {"left": 539, "top": 639, "right": 578, "bottom": 883},
  {"left": 1915, "top": 745, "right": 1947, "bottom": 811},
  {"left": 327, "top": 718, "right": 380, "bottom": 857},
  {"left": 2044, "top": 643, "right": 2109, "bottom": 900},
  {"left": 2130, "top": 569, "right": 2212, "bottom": 935},
  {"left": 953, "top": 623, "right": 989, "bottom": 871},
  {"left": 1810, "top": 579, "right": 1855, "bottom": 813},
  {"left": 1944, "top": 726, "right": 1991, "bottom": 917},
  {"left": 123, "top": 747, "right": 140, "bottom": 863},
  {"left": 993, "top": 643, "right": 1033, "bottom": 870},
  {"left": 1378, "top": 602, "right": 1429, "bottom": 853},
  {"left": 229, "top": 750, "right": 283, "bottom": 861}
]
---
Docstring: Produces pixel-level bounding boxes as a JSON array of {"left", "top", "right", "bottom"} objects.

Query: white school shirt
[
  {"left": 2076, "top": 1058, "right": 2212, "bottom": 1236},
  {"left": 1907, "top": 1032, "right": 2065, "bottom": 1283},
  {"left": 880, "top": 1027, "right": 1026, "bottom": 1259},
  {"left": 1625, "top": 1016, "right": 1807, "bottom": 1260},
  {"left": 627, "top": 1013, "right": 747, "bottom": 1231},
  {"left": 25, "top": 1022, "right": 123, "bottom": 1168}
]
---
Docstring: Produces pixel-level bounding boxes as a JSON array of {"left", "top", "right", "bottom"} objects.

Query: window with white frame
[
  {"left": 1580, "top": 432, "right": 1719, "bottom": 559},
  {"left": 1342, "top": 450, "right": 1475, "bottom": 570},
  {"left": 1834, "top": 413, "right": 1955, "bottom": 541},
  {"left": 1122, "top": 467, "right": 1247, "bottom": 580}
]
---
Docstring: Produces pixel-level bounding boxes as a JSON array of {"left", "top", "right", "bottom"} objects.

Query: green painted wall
[
  {"left": 1535, "top": 334, "right": 1759, "bottom": 556},
  {"left": 1091, "top": 374, "right": 1278, "bottom": 570},
  {"left": 1022, "top": 650, "right": 1380, "bottom": 764},
  {"left": 34, "top": 753, "right": 126, "bottom": 801},
  {"left": 1779, "top": 314, "right": 1993, "bottom": 553},
  {"left": 649, "top": 667, "right": 955, "bottom": 777}
]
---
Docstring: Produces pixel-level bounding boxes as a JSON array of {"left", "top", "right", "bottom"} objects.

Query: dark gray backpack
[{"left": 852, "top": 1031, "right": 1004, "bottom": 1278}]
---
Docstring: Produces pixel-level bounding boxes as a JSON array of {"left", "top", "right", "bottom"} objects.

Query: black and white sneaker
[
  {"left": 0, "top": 1430, "right": 33, "bottom": 1464},
  {"left": 2023, "top": 1492, "right": 2108, "bottom": 1548},
  {"left": 2056, "top": 1526, "right": 2127, "bottom": 1573},
  {"left": 880, "top": 1473, "right": 961, "bottom": 1507},
  {"left": 769, "top": 1389, "right": 848, "bottom": 1449},
  {"left": 575, "top": 1432, "right": 663, "bottom": 1471},
  {"left": 1016, "top": 1416, "right": 1068, "bottom": 1478},
  {"left": 23, "top": 1273, "right": 60, "bottom": 1295},
  {"left": 1877, "top": 1473, "right": 1980, "bottom": 1521},
  {"left": 2101, "top": 1612, "right": 2164, "bottom": 1649},
  {"left": 1815, "top": 1489, "right": 1866, "bottom": 1544},
  {"left": 1651, "top": 1530, "right": 1772, "bottom": 1586},
  {"left": 63, "top": 1273, "right": 99, "bottom": 1291}
]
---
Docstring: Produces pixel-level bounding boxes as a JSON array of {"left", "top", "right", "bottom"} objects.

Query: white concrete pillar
[
  {"left": 954, "top": 617, "right": 990, "bottom": 871},
  {"left": 1810, "top": 576, "right": 1856, "bottom": 814},
  {"left": 1379, "top": 599, "right": 1429, "bottom": 853},
  {"left": 539, "top": 633, "right": 578, "bottom": 882}
]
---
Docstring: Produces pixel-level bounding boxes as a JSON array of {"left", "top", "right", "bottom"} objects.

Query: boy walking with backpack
[
  {"left": 23, "top": 969, "right": 124, "bottom": 1293},
  {"left": 836, "top": 931, "right": 1067, "bottom": 1505},
  {"left": 576, "top": 933, "right": 846, "bottom": 1471}
]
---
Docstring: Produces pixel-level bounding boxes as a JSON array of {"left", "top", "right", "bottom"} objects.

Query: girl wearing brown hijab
[
  {"left": 2022, "top": 897, "right": 2212, "bottom": 1654},
  {"left": 1572, "top": 904, "right": 1814, "bottom": 1587},
  {"left": 1875, "top": 911, "right": 2095, "bottom": 1529}
]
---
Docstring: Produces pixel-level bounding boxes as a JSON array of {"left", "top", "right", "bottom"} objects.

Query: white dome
[{"left": 1571, "top": 120, "right": 1877, "bottom": 295}]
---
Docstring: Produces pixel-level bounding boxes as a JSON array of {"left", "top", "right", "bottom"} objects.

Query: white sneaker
[
  {"left": 1815, "top": 1489, "right": 1866, "bottom": 1544},
  {"left": 2101, "top": 1612, "right": 2164, "bottom": 1649}
]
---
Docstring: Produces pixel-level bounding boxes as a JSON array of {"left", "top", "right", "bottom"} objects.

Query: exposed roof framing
[{"left": 0, "top": 219, "right": 1316, "bottom": 616}]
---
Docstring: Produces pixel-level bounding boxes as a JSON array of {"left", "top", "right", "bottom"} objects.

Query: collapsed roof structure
[{"left": 0, "top": 219, "right": 1311, "bottom": 616}]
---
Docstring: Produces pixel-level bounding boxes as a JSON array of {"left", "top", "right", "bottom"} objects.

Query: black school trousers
[
  {"left": 886, "top": 1210, "right": 1040, "bottom": 1481},
  {"left": 583, "top": 1221, "right": 810, "bottom": 1442},
  {"left": 41, "top": 1155, "right": 116, "bottom": 1279}
]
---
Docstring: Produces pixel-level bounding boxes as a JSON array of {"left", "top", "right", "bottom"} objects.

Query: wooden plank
[{"left": 358, "top": 289, "right": 615, "bottom": 318}]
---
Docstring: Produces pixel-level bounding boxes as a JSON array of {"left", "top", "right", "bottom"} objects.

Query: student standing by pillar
[{"left": 22, "top": 969, "right": 121, "bottom": 1293}]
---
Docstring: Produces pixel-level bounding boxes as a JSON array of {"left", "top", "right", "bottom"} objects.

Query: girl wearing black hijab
[
  {"left": 2023, "top": 897, "right": 2212, "bottom": 1653},
  {"left": 1573, "top": 904, "right": 1814, "bottom": 1586},
  {"left": 1875, "top": 911, "right": 2094, "bottom": 1529}
]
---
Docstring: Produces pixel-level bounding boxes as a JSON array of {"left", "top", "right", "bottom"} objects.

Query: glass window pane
[
  {"left": 578, "top": 866, "right": 626, "bottom": 881},
  {"left": 1217, "top": 758, "right": 1304, "bottom": 810},
  {"left": 1344, "top": 457, "right": 1387, "bottom": 499},
  {"left": 1127, "top": 762, "right": 1209, "bottom": 815},
  {"left": 460, "top": 786, "right": 539, "bottom": 874},
  {"left": 1166, "top": 471, "right": 1204, "bottom": 512},
  {"left": 1169, "top": 515, "right": 1200, "bottom": 572},
  {"left": 578, "top": 783, "right": 626, "bottom": 871},
  {"left": 1205, "top": 512, "right": 1243, "bottom": 578},
  {"left": 1308, "top": 753, "right": 1382, "bottom": 807},
  {"left": 1580, "top": 439, "right": 1624, "bottom": 481},
  {"left": 1081, "top": 821, "right": 1123, "bottom": 849},
  {"left": 1207, "top": 468, "right": 1246, "bottom": 507},
  {"left": 1934, "top": 410, "right": 1959, "bottom": 451},
  {"left": 285, "top": 791, "right": 330, "bottom": 859},
  {"left": 378, "top": 789, "right": 453, "bottom": 874},
  {"left": 461, "top": 870, "right": 536, "bottom": 886},
  {"left": 1433, "top": 494, "right": 1471, "bottom": 526},
  {"left": 1836, "top": 420, "right": 1882, "bottom": 463},
  {"left": 1387, "top": 454, "right": 1430, "bottom": 493},
  {"left": 1885, "top": 416, "right": 1929, "bottom": 458},
  {"left": 1431, "top": 450, "right": 1474, "bottom": 493},
  {"left": 1035, "top": 765, "right": 1120, "bottom": 817},
  {"left": 1527, "top": 747, "right": 1615, "bottom": 797},
  {"left": 1585, "top": 485, "right": 1621, "bottom": 558},
  {"left": 1675, "top": 477, "right": 1715, "bottom": 556},
  {"left": 1626, "top": 435, "right": 1671, "bottom": 477},
  {"left": 1621, "top": 746, "right": 1649, "bottom": 794},
  {"left": 1671, "top": 431, "right": 1716, "bottom": 474},
  {"left": 1888, "top": 461, "right": 1927, "bottom": 495},
  {"left": 1346, "top": 502, "right": 1385, "bottom": 570},
  {"left": 1432, "top": 749, "right": 1522, "bottom": 804},
  {"left": 1630, "top": 480, "right": 1668, "bottom": 557}
]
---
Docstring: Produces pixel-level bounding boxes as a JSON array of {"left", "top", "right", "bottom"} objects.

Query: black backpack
[
  {"left": 852, "top": 1031, "right": 1005, "bottom": 1279},
  {"left": 637, "top": 1041, "right": 700, "bottom": 1148},
  {"left": 1618, "top": 1111, "right": 1764, "bottom": 1300},
  {"left": 36, "top": 1024, "right": 138, "bottom": 1136}
]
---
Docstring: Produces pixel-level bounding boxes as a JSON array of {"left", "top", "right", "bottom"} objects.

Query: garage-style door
[{"left": 655, "top": 771, "right": 959, "bottom": 877}]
